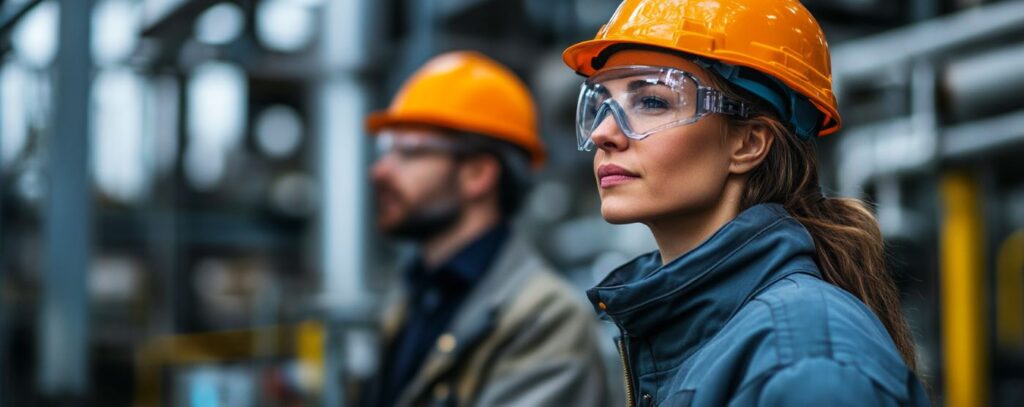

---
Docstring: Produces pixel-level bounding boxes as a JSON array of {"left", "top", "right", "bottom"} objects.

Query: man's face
[{"left": 370, "top": 128, "right": 463, "bottom": 241}]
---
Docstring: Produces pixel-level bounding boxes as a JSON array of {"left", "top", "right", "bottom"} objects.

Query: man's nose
[{"left": 370, "top": 154, "right": 394, "bottom": 182}]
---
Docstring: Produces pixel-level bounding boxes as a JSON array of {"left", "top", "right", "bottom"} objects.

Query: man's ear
[
  {"left": 728, "top": 122, "right": 774, "bottom": 175},
  {"left": 457, "top": 155, "right": 502, "bottom": 201}
]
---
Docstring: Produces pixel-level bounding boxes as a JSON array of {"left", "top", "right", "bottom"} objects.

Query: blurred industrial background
[{"left": 0, "top": 0, "right": 1023, "bottom": 405}]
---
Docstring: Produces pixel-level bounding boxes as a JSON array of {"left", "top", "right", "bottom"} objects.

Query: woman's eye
[{"left": 638, "top": 96, "right": 668, "bottom": 111}]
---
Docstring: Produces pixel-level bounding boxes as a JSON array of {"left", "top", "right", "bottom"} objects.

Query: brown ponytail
[{"left": 712, "top": 78, "right": 919, "bottom": 371}]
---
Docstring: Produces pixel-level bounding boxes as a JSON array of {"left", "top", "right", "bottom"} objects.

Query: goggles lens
[
  {"left": 575, "top": 66, "right": 747, "bottom": 151},
  {"left": 375, "top": 132, "right": 464, "bottom": 161}
]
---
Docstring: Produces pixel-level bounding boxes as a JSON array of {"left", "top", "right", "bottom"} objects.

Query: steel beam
[
  {"left": 317, "top": 0, "right": 375, "bottom": 404},
  {"left": 0, "top": 0, "right": 44, "bottom": 55},
  {"left": 0, "top": 41, "right": 5, "bottom": 407},
  {"left": 0, "top": 0, "right": 44, "bottom": 36},
  {"left": 38, "top": 0, "right": 93, "bottom": 400}
]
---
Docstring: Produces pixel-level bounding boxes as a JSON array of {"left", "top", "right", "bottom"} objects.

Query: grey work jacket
[{"left": 370, "top": 235, "right": 611, "bottom": 407}]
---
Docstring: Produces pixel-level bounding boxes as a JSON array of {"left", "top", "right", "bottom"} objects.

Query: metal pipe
[
  {"left": 836, "top": 43, "right": 1024, "bottom": 193},
  {"left": 942, "top": 109, "right": 1024, "bottom": 161},
  {"left": 832, "top": 0, "right": 1024, "bottom": 81},
  {"left": 839, "top": 106, "right": 1024, "bottom": 194},
  {"left": 943, "top": 41, "right": 1024, "bottom": 121}
]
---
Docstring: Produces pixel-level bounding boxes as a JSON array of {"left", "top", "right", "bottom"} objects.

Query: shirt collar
[{"left": 407, "top": 222, "right": 511, "bottom": 289}]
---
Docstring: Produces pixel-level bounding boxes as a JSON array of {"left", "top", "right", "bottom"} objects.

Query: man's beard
[
  {"left": 374, "top": 173, "right": 463, "bottom": 242},
  {"left": 385, "top": 196, "right": 461, "bottom": 241}
]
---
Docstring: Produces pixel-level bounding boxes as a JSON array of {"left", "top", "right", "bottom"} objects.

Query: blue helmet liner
[{"left": 690, "top": 57, "right": 822, "bottom": 140}]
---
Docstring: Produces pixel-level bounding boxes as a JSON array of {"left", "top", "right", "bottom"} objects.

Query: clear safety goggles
[
  {"left": 375, "top": 131, "right": 468, "bottom": 162},
  {"left": 575, "top": 65, "right": 750, "bottom": 151}
]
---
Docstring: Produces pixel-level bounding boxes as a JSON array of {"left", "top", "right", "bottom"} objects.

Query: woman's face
[{"left": 591, "top": 50, "right": 734, "bottom": 224}]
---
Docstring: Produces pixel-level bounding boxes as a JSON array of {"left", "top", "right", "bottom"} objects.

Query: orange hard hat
[
  {"left": 366, "top": 51, "right": 545, "bottom": 166},
  {"left": 562, "top": 0, "right": 841, "bottom": 137}
]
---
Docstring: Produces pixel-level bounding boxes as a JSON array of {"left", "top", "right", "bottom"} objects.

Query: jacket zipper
[{"left": 617, "top": 333, "right": 636, "bottom": 407}]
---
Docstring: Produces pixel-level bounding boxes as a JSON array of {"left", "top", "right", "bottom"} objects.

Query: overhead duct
[
  {"left": 943, "top": 42, "right": 1024, "bottom": 122},
  {"left": 832, "top": 0, "right": 1024, "bottom": 81}
]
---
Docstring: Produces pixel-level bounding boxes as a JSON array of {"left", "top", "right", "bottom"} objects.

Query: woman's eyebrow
[{"left": 626, "top": 79, "right": 667, "bottom": 92}]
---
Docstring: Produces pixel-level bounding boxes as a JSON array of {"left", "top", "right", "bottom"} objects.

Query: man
[{"left": 360, "top": 51, "right": 609, "bottom": 406}]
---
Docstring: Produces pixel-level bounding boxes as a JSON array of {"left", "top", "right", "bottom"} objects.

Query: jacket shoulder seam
[{"left": 749, "top": 280, "right": 834, "bottom": 363}]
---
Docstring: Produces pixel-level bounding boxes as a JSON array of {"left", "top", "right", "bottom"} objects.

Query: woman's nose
[{"left": 589, "top": 114, "right": 628, "bottom": 152}]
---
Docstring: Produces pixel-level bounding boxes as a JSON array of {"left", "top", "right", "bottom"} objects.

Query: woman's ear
[{"left": 728, "top": 122, "right": 774, "bottom": 175}]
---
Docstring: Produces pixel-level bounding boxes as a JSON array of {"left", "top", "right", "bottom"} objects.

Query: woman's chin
[{"left": 600, "top": 204, "right": 643, "bottom": 225}]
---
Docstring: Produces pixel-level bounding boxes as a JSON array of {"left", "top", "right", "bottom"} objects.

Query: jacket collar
[
  {"left": 395, "top": 232, "right": 547, "bottom": 406},
  {"left": 587, "top": 204, "right": 821, "bottom": 342}
]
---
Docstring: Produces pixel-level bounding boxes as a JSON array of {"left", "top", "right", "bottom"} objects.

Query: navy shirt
[{"left": 378, "top": 223, "right": 510, "bottom": 406}]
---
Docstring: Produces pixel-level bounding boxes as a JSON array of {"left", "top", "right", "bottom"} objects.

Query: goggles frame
[
  {"left": 375, "top": 131, "right": 471, "bottom": 162},
  {"left": 576, "top": 65, "right": 750, "bottom": 151}
]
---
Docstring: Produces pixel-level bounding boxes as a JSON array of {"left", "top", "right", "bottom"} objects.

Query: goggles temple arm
[{"left": 701, "top": 88, "right": 750, "bottom": 118}]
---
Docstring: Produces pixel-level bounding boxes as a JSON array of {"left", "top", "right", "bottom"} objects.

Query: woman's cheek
[{"left": 640, "top": 136, "right": 725, "bottom": 214}]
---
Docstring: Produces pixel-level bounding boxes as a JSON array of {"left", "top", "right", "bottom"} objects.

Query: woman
[{"left": 562, "top": 1, "right": 930, "bottom": 406}]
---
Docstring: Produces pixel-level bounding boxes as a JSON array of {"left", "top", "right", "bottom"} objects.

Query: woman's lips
[
  {"left": 600, "top": 175, "right": 638, "bottom": 188},
  {"left": 597, "top": 164, "right": 640, "bottom": 188}
]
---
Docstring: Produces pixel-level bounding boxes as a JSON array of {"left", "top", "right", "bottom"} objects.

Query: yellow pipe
[
  {"left": 940, "top": 171, "right": 988, "bottom": 407},
  {"left": 297, "top": 321, "right": 327, "bottom": 391},
  {"left": 996, "top": 230, "right": 1024, "bottom": 349}
]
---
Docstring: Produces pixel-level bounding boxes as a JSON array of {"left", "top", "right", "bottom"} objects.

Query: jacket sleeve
[
  {"left": 470, "top": 286, "right": 611, "bottom": 407},
  {"left": 753, "top": 358, "right": 909, "bottom": 407}
]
